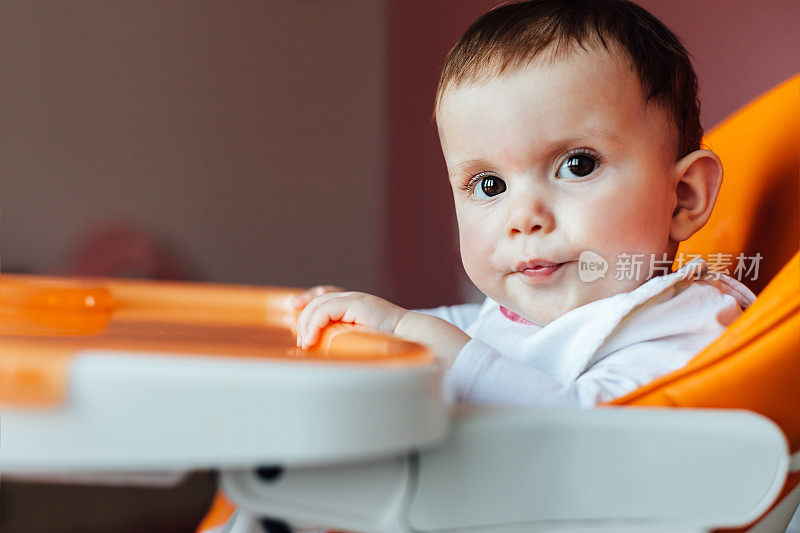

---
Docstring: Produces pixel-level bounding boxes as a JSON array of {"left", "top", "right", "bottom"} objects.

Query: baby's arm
[
  {"left": 295, "top": 289, "right": 471, "bottom": 364},
  {"left": 414, "top": 302, "right": 483, "bottom": 332},
  {"left": 445, "top": 338, "right": 688, "bottom": 407}
]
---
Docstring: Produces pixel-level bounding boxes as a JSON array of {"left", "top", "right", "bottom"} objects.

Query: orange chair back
[{"left": 677, "top": 74, "right": 799, "bottom": 295}]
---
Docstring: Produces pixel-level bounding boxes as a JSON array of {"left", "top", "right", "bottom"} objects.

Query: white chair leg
[
  {"left": 756, "top": 480, "right": 800, "bottom": 532},
  {"left": 221, "top": 510, "right": 264, "bottom": 533}
]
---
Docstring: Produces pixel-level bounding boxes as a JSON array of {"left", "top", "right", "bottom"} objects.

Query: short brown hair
[{"left": 434, "top": 0, "right": 702, "bottom": 159}]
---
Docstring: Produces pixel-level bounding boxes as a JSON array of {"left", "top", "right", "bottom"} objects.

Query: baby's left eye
[{"left": 557, "top": 154, "right": 597, "bottom": 180}]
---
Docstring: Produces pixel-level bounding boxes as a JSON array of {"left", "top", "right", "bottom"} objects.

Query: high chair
[
  {"left": 0, "top": 75, "right": 797, "bottom": 532},
  {"left": 178, "top": 72, "right": 800, "bottom": 532}
]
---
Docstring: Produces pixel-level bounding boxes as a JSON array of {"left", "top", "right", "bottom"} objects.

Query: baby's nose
[{"left": 507, "top": 197, "right": 555, "bottom": 236}]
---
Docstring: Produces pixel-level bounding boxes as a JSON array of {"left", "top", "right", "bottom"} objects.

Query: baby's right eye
[{"left": 470, "top": 174, "right": 507, "bottom": 199}]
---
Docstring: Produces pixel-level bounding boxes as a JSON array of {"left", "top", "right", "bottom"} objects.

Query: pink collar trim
[{"left": 499, "top": 305, "right": 542, "bottom": 326}]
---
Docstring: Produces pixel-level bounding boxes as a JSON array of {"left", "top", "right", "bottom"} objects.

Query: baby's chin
[
  {"left": 502, "top": 286, "right": 609, "bottom": 326},
  {"left": 512, "top": 278, "right": 648, "bottom": 325},
  {"left": 480, "top": 263, "right": 646, "bottom": 324}
]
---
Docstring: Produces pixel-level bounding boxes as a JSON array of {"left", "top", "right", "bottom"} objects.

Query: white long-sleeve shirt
[{"left": 419, "top": 258, "right": 756, "bottom": 407}]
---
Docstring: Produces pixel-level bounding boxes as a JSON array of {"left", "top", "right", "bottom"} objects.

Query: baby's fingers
[
  {"left": 291, "top": 285, "right": 344, "bottom": 311},
  {"left": 296, "top": 292, "right": 351, "bottom": 349}
]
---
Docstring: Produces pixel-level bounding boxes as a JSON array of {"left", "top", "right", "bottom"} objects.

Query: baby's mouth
[
  {"left": 514, "top": 259, "right": 571, "bottom": 281},
  {"left": 515, "top": 259, "right": 562, "bottom": 271},
  {"left": 520, "top": 263, "right": 561, "bottom": 276}
]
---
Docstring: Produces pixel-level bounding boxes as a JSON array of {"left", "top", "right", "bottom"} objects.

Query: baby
[{"left": 294, "top": 0, "right": 755, "bottom": 407}]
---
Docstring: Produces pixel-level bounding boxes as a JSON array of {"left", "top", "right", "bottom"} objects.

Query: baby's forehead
[
  {"left": 436, "top": 49, "right": 676, "bottom": 155},
  {"left": 439, "top": 48, "right": 641, "bottom": 120},
  {"left": 439, "top": 41, "right": 633, "bottom": 103}
]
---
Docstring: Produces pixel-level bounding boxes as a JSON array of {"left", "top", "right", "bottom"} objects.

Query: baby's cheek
[
  {"left": 459, "top": 229, "right": 496, "bottom": 287},
  {"left": 608, "top": 207, "right": 670, "bottom": 258}
]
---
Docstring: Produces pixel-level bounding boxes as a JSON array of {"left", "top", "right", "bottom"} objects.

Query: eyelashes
[
  {"left": 458, "top": 148, "right": 605, "bottom": 196},
  {"left": 556, "top": 149, "right": 603, "bottom": 180},
  {"left": 460, "top": 172, "right": 489, "bottom": 194},
  {"left": 463, "top": 173, "right": 507, "bottom": 199}
]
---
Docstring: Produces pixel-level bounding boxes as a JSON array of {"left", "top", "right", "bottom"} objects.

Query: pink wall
[
  {"left": 638, "top": 0, "right": 800, "bottom": 129},
  {"left": 0, "top": 1, "right": 386, "bottom": 292},
  {"left": 385, "top": 0, "right": 800, "bottom": 308},
  {"left": 385, "top": 1, "right": 496, "bottom": 308},
  {"left": 2, "top": 1, "right": 796, "bottom": 304}
]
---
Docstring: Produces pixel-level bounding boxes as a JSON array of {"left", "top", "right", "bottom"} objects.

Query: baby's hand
[
  {"left": 295, "top": 291, "right": 408, "bottom": 349},
  {"left": 291, "top": 285, "right": 344, "bottom": 312}
]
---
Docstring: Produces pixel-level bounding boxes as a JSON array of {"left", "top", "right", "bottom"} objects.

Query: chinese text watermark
[{"left": 577, "top": 251, "right": 762, "bottom": 283}]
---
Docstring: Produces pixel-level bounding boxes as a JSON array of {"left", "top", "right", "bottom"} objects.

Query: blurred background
[
  {"left": 1, "top": 0, "right": 799, "bottom": 310},
  {"left": 0, "top": 1, "right": 797, "bottom": 530}
]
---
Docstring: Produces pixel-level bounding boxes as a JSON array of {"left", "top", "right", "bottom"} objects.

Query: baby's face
[{"left": 437, "top": 47, "right": 679, "bottom": 325}]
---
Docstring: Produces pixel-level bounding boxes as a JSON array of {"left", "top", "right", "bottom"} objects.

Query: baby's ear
[{"left": 669, "top": 149, "right": 723, "bottom": 242}]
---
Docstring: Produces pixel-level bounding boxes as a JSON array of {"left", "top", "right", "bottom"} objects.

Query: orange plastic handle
[{"left": 0, "top": 275, "right": 113, "bottom": 336}]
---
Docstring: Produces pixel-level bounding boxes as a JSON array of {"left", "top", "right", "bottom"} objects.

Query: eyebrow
[
  {"left": 577, "top": 128, "right": 623, "bottom": 146},
  {"left": 449, "top": 158, "right": 495, "bottom": 179},
  {"left": 448, "top": 128, "right": 622, "bottom": 179}
]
